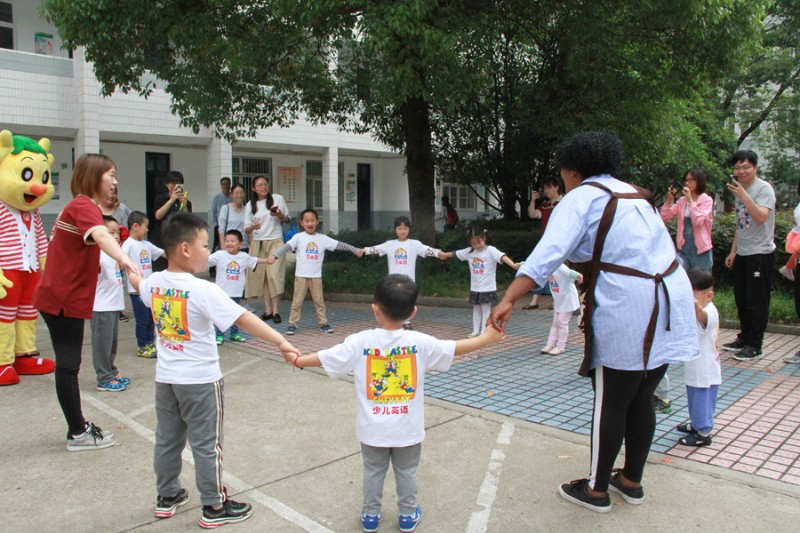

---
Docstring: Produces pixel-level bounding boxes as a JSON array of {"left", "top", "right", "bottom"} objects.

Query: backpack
[{"left": 446, "top": 204, "right": 459, "bottom": 226}]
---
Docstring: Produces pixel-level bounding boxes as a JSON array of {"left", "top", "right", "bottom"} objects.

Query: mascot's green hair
[{"left": 11, "top": 135, "right": 47, "bottom": 156}]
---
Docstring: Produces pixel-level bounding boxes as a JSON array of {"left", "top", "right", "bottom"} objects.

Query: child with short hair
[
  {"left": 364, "top": 216, "right": 442, "bottom": 329},
  {"left": 540, "top": 263, "right": 583, "bottom": 355},
  {"left": 439, "top": 227, "right": 519, "bottom": 337},
  {"left": 122, "top": 210, "right": 164, "bottom": 358},
  {"left": 266, "top": 208, "right": 364, "bottom": 335},
  {"left": 128, "top": 213, "right": 300, "bottom": 528},
  {"left": 676, "top": 268, "right": 721, "bottom": 447},
  {"left": 291, "top": 274, "right": 504, "bottom": 533},
  {"left": 91, "top": 216, "right": 130, "bottom": 392},
  {"left": 208, "top": 229, "right": 269, "bottom": 344}
]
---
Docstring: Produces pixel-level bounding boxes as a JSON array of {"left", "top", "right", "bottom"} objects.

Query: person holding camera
[
  {"left": 660, "top": 168, "right": 714, "bottom": 272},
  {"left": 723, "top": 150, "right": 775, "bottom": 362},
  {"left": 151, "top": 171, "right": 192, "bottom": 271},
  {"left": 244, "top": 175, "right": 291, "bottom": 323}
]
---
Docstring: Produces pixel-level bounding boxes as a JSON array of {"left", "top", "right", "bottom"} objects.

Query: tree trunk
[{"left": 401, "top": 96, "right": 437, "bottom": 243}]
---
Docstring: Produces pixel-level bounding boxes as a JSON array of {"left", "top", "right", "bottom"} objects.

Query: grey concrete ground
[{"left": 4, "top": 306, "right": 800, "bottom": 533}]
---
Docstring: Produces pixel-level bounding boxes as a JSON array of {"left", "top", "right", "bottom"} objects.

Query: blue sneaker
[
  {"left": 361, "top": 513, "right": 380, "bottom": 533},
  {"left": 320, "top": 324, "right": 334, "bottom": 334},
  {"left": 97, "top": 379, "right": 127, "bottom": 392},
  {"left": 115, "top": 374, "right": 131, "bottom": 386},
  {"left": 399, "top": 506, "right": 421, "bottom": 533},
  {"left": 286, "top": 325, "right": 297, "bottom": 336}
]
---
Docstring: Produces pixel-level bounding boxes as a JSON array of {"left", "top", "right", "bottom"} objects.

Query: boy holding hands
[
  {"left": 291, "top": 274, "right": 504, "bottom": 533},
  {"left": 123, "top": 211, "right": 165, "bottom": 358},
  {"left": 267, "top": 208, "right": 364, "bottom": 335},
  {"left": 129, "top": 213, "right": 300, "bottom": 528}
]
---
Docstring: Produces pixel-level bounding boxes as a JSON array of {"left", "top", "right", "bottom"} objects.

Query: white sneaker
[
  {"left": 779, "top": 266, "right": 795, "bottom": 281},
  {"left": 67, "top": 422, "right": 115, "bottom": 452},
  {"left": 467, "top": 331, "right": 480, "bottom": 338},
  {"left": 548, "top": 347, "right": 565, "bottom": 355},
  {"left": 784, "top": 351, "right": 800, "bottom": 364},
  {"left": 540, "top": 345, "right": 554, "bottom": 354}
]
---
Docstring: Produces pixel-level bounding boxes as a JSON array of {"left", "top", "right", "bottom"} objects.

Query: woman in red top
[{"left": 35, "top": 154, "right": 139, "bottom": 452}]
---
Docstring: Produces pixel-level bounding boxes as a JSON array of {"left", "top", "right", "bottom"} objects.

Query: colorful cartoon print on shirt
[
  {"left": 393, "top": 247, "right": 408, "bottom": 266},
  {"left": 139, "top": 249, "right": 152, "bottom": 271},
  {"left": 470, "top": 257, "right": 485, "bottom": 275},
  {"left": 365, "top": 345, "right": 418, "bottom": 404},
  {"left": 151, "top": 288, "right": 190, "bottom": 342},
  {"left": 549, "top": 275, "right": 560, "bottom": 294},
  {"left": 736, "top": 203, "right": 751, "bottom": 230},
  {"left": 305, "top": 241, "right": 319, "bottom": 260},
  {"left": 225, "top": 259, "right": 242, "bottom": 281}
]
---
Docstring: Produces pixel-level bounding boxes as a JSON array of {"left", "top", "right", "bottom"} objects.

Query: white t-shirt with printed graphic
[
  {"left": 318, "top": 328, "right": 456, "bottom": 447},
  {"left": 208, "top": 250, "right": 259, "bottom": 297},
  {"left": 285, "top": 232, "right": 340, "bottom": 278},
  {"left": 93, "top": 251, "right": 124, "bottom": 312},
  {"left": 455, "top": 245, "right": 506, "bottom": 292},
  {"left": 549, "top": 264, "right": 580, "bottom": 313},
  {"left": 366, "top": 239, "right": 438, "bottom": 281},
  {"left": 139, "top": 272, "right": 245, "bottom": 385},
  {"left": 684, "top": 302, "right": 722, "bottom": 388},
  {"left": 122, "top": 238, "right": 164, "bottom": 293}
]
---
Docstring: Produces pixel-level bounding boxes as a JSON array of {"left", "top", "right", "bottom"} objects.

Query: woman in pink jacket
[{"left": 660, "top": 168, "right": 714, "bottom": 271}]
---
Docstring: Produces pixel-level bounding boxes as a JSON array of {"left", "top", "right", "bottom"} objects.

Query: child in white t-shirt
[
  {"left": 540, "top": 263, "right": 583, "bottom": 355},
  {"left": 122, "top": 211, "right": 165, "bottom": 358},
  {"left": 129, "top": 213, "right": 299, "bottom": 528},
  {"left": 91, "top": 216, "right": 129, "bottom": 392},
  {"left": 291, "top": 274, "right": 504, "bottom": 533},
  {"left": 364, "top": 216, "right": 442, "bottom": 330},
  {"left": 267, "top": 209, "right": 364, "bottom": 336},
  {"left": 207, "top": 229, "right": 268, "bottom": 345},
  {"left": 676, "top": 268, "right": 721, "bottom": 447},
  {"left": 440, "top": 227, "right": 519, "bottom": 337}
]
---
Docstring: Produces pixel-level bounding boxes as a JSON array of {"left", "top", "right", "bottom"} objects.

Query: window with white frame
[
  {"left": 0, "top": 2, "right": 13, "bottom": 50},
  {"left": 442, "top": 183, "right": 477, "bottom": 210},
  {"left": 232, "top": 156, "right": 271, "bottom": 197}
]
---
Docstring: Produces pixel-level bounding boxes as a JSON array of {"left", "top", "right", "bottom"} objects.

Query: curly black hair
[{"left": 554, "top": 130, "right": 623, "bottom": 179}]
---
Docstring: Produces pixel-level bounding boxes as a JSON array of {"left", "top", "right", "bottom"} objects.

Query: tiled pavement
[{"left": 235, "top": 297, "right": 800, "bottom": 488}]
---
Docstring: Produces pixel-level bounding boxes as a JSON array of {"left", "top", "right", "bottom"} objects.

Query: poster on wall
[
  {"left": 34, "top": 32, "right": 53, "bottom": 55},
  {"left": 345, "top": 179, "right": 356, "bottom": 203},
  {"left": 277, "top": 166, "right": 300, "bottom": 201}
]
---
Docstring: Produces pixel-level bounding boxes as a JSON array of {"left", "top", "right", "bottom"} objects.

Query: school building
[{"left": 0, "top": 1, "right": 484, "bottom": 231}]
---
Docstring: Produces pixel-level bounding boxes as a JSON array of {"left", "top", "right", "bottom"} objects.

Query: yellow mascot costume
[{"left": 0, "top": 130, "right": 56, "bottom": 385}]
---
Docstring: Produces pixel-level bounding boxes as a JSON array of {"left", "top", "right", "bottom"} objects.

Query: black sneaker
[
  {"left": 154, "top": 488, "right": 189, "bottom": 518},
  {"left": 722, "top": 338, "right": 746, "bottom": 351},
  {"left": 558, "top": 479, "right": 611, "bottom": 513},
  {"left": 198, "top": 498, "right": 253, "bottom": 529},
  {"left": 272, "top": 313, "right": 282, "bottom": 324},
  {"left": 260, "top": 313, "right": 273, "bottom": 322},
  {"left": 733, "top": 345, "right": 763, "bottom": 361},
  {"left": 679, "top": 431, "right": 712, "bottom": 447},
  {"left": 608, "top": 469, "right": 645, "bottom": 505}
]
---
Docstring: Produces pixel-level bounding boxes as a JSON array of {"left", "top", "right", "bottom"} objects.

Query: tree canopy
[{"left": 43, "top": 0, "right": 774, "bottom": 233}]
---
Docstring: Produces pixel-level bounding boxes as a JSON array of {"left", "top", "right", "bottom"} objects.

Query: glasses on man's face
[{"left": 733, "top": 164, "right": 754, "bottom": 172}]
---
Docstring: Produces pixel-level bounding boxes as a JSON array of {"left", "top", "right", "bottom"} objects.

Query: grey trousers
[
  {"left": 361, "top": 442, "right": 421, "bottom": 516},
  {"left": 154, "top": 380, "right": 226, "bottom": 506},
  {"left": 91, "top": 310, "right": 119, "bottom": 384}
]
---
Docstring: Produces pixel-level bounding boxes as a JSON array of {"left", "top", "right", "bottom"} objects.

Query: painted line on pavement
[
  {"left": 466, "top": 421, "right": 515, "bottom": 533},
  {"left": 80, "top": 357, "right": 333, "bottom": 532}
]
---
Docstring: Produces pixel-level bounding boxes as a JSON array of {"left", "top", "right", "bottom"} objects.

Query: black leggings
[
  {"left": 588, "top": 364, "right": 668, "bottom": 492},
  {"left": 41, "top": 311, "right": 87, "bottom": 435}
]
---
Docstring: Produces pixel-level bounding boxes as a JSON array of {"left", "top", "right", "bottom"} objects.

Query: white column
[
  {"left": 322, "top": 145, "right": 339, "bottom": 233},
  {"left": 207, "top": 137, "right": 233, "bottom": 205},
  {"left": 72, "top": 47, "right": 100, "bottom": 156}
]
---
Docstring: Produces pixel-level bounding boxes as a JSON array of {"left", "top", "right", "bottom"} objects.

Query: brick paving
[{"left": 233, "top": 297, "right": 800, "bottom": 488}]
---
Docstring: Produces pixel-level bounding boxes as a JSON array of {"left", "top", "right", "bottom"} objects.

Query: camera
[{"left": 668, "top": 181, "right": 682, "bottom": 197}]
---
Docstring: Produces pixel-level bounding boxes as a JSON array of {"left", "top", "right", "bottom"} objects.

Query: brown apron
[{"left": 571, "top": 181, "right": 679, "bottom": 377}]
